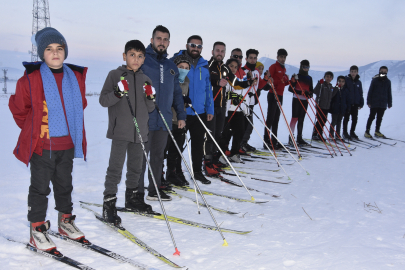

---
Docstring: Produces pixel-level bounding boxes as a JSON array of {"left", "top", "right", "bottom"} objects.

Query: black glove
[
  {"left": 229, "top": 92, "right": 243, "bottom": 106},
  {"left": 248, "top": 92, "right": 255, "bottom": 98},
  {"left": 183, "top": 96, "right": 192, "bottom": 108}
]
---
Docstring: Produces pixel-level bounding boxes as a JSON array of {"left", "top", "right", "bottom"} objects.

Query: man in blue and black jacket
[
  {"left": 140, "top": 25, "right": 186, "bottom": 201},
  {"left": 172, "top": 35, "right": 214, "bottom": 185},
  {"left": 343, "top": 65, "right": 364, "bottom": 140}
]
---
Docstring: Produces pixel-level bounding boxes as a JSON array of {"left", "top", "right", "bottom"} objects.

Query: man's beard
[
  {"left": 214, "top": 54, "right": 223, "bottom": 62},
  {"left": 152, "top": 43, "right": 167, "bottom": 55},
  {"left": 187, "top": 48, "right": 200, "bottom": 59}
]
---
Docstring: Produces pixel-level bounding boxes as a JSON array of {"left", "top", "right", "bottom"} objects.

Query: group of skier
[{"left": 8, "top": 24, "right": 393, "bottom": 255}]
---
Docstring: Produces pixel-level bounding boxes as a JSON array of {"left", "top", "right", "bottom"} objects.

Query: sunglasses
[
  {"left": 188, "top": 43, "right": 203, "bottom": 49},
  {"left": 302, "top": 66, "right": 310, "bottom": 69},
  {"left": 232, "top": 55, "right": 243, "bottom": 59}
]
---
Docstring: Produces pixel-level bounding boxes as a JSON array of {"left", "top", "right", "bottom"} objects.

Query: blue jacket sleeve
[
  {"left": 205, "top": 74, "right": 214, "bottom": 115},
  {"left": 172, "top": 71, "right": 186, "bottom": 121}
]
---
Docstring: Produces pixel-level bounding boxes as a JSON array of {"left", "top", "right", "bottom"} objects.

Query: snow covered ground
[{"left": 0, "top": 83, "right": 404, "bottom": 270}]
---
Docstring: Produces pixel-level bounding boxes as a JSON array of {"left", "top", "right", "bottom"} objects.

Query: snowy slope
[{"left": 0, "top": 82, "right": 405, "bottom": 269}]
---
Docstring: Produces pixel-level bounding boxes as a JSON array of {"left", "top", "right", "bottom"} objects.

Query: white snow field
[{"left": 0, "top": 82, "right": 404, "bottom": 270}]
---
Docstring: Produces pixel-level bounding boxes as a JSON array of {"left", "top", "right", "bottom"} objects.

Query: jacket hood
[
  {"left": 117, "top": 65, "right": 144, "bottom": 75},
  {"left": 22, "top": 61, "right": 86, "bottom": 75},
  {"left": 146, "top": 44, "right": 168, "bottom": 59},
  {"left": 347, "top": 74, "right": 360, "bottom": 81}
]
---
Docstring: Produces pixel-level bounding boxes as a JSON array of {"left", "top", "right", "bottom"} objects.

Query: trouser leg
[
  {"left": 241, "top": 105, "right": 254, "bottom": 145},
  {"left": 104, "top": 140, "right": 130, "bottom": 196},
  {"left": 375, "top": 108, "right": 386, "bottom": 132},
  {"left": 125, "top": 142, "right": 144, "bottom": 190},
  {"left": 147, "top": 129, "right": 168, "bottom": 193},
  {"left": 187, "top": 114, "right": 206, "bottom": 173},
  {"left": 350, "top": 105, "right": 359, "bottom": 133},
  {"left": 231, "top": 112, "right": 246, "bottom": 155},
  {"left": 366, "top": 108, "right": 377, "bottom": 131},
  {"left": 264, "top": 93, "right": 277, "bottom": 142},
  {"left": 167, "top": 124, "right": 185, "bottom": 173},
  {"left": 271, "top": 95, "right": 283, "bottom": 141}
]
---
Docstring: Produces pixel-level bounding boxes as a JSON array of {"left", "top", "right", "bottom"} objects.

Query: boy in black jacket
[
  {"left": 329, "top": 76, "right": 349, "bottom": 138},
  {"left": 365, "top": 66, "right": 392, "bottom": 138},
  {"left": 99, "top": 40, "right": 156, "bottom": 224}
]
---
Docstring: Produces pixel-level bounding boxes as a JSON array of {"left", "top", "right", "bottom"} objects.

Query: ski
[
  {"left": 80, "top": 201, "right": 249, "bottom": 235},
  {"left": 48, "top": 230, "right": 155, "bottom": 269},
  {"left": 352, "top": 138, "right": 380, "bottom": 147},
  {"left": 381, "top": 137, "right": 405, "bottom": 143},
  {"left": 166, "top": 190, "right": 239, "bottom": 215},
  {"left": 3, "top": 236, "right": 95, "bottom": 270},
  {"left": 172, "top": 185, "right": 269, "bottom": 204},
  {"left": 80, "top": 204, "right": 183, "bottom": 268},
  {"left": 221, "top": 171, "right": 290, "bottom": 184},
  {"left": 241, "top": 156, "right": 295, "bottom": 165},
  {"left": 222, "top": 165, "right": 280, "bottom": 173},
  {"left": 365, "top": 136, "right": 397, "bottom": 146},
  {"left": 206, "top": 174, "right": 281, "bottom": 197}
]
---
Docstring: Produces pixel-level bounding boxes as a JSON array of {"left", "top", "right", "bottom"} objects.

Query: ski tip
[
  {"left": 299, "top": 156, "right": 302, "bottom": 161},
  {"left": 222, "top": 239, "right": 229, "bottom": 246},
  {"left": 173, "top": 248, "right": 181, "bottom": 256},
  {"left": 251, "top": 196, "right": 255, "bottom": 201},
  {"left": 306, "top": 172, "right": 310, "bottom": 176},
  {"left": 288, "top": 177, "right": 292, "bottom": 180}
]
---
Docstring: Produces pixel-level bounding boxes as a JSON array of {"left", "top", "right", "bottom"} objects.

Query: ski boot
[
  {"left": 102, "top": 195, "right": 121, "bottom": 226},
  {"left": 30, "top": 221, "right": 58, "bottom": 253},
  {"left": 364, "top": 129, "right": 372, "bottom": 138},
  {"left": 194, "top": 172, "right": 211, "bottom": 185},
  {"left": 125, "top": 188, "right": 153, "bottom": 213},
  {"left": 374, "top": 130, "right": 385, "bottom": 138},
  {"left": 297, "top": 136, "right": 309, "bottom": 146},
  {"left": 350, "top": 131, "right": 359, "bottom": 140},
  {"left": 58, "top": 212, "right": 89, "bottom": 244},
  {"left": 146, "top": 188, "right": 172, "bottom": 201},
  {"left": 230, "top": 154, "right": 244, "bottom": 163}
]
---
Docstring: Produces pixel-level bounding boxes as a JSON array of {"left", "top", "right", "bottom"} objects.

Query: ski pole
[
  {"left": 122, "top": 83, "right": 180, "bottom": 256},
  {"left": 245, "top": 103, "right": 310, "bottom": 175},
  {"left": 152, "top": 95, "right": 228, "bottom": 246},
  {"left": 268, "top": 80, "right": 302, "bottom": 159},
  {"left": 184, "top": 133, "right": 201, "bottom": 214},
  {"left": 287, "top": 80, "right": 334, "bottom": 157},
  {"left": 188, "top": 104, "right": 255, "bottom": 202},
  {"left": 236, "top": 106, "right": 292, "bottom": 180}
]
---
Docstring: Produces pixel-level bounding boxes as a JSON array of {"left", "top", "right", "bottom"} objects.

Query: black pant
[
  {"left": 28, "top": 148, "right": 74, "bottom": 222},
  {"left": 166, "top": 124, "right": 186, "bottom": 173},
  {"left": 186, "top": 113, "right": 207, "bottom": 173},
  {"left": 313, "top": 108, "right": 329, "bottom": 136},
  {"left": 292, "top": 98, "right": 308, "bottom": 138},
  {"left": 241, "top": 105, "right": 254, "bottom": 145},
  {"left": 204, "top": 106, "right": 227, "bottom": 159},
  {"left": 366, "top": 108, "right": 386, "bottom": 132},
  {"left": 330, "top": 114, "right": 344, "bottom": 136},
  {"left": 343, "top": 105, "right": 359, "bottom": 134},
  {"left": 140, "top": 129, "right": 169, "bottom": 193},
  {"left": 220, "top": 112, "right": 246, "bottom": 156},
  {"left": 264, "top": 93, "right": 283, "bottom": 143}
]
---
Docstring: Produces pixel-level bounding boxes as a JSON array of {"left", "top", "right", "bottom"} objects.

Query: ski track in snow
[{"left": 1, "top": 83, "right": 405, "bottom": 270}]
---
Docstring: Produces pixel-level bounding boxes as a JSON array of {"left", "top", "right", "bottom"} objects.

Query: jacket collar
[
  {"left": 22, "top": 61, "right": 85, "bottom": 75},
  {"left": 146, "top": 44, "right": 168, "bottom": 60}
]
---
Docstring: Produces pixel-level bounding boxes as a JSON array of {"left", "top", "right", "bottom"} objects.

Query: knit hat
[
  {"left": 300, "top": 59, "right": 310, "bottom": 67},
  {"left": 33, "top": 27, "right": 68, "bottom": 61},
  {"left": 256, "top": 61, "right": 264, "bottom": 68},
  {"left": 174, "top": 54, "right": 191, "bottom": 67},
  {"left": 277, "top": 48, "right": 288, "bottom": 56}
]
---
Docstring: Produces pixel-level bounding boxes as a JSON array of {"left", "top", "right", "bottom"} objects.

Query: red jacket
[
  {"left": 269, "top": 61, "right": 289, "bottom": 96},
  {"left": 9, "top": 62, "right": 88, "bottom": 166}
]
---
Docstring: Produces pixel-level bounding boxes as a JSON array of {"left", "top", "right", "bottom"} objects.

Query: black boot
[
  {"left": 194, "top": 172, "right": 211, "bottom": 184},
  {"left": 288, "top": 136, "right": 293, "bottom": 145},
  {"left": 350, "top": 131, "right": 359, "bottom": 140},
  {"left": 166, "top": 169, "right": 187, "bottom": 186},
  {"left": 297, "top": 135, "right": 308, "bottom": 145},
  {"left": 102, "top": 195, "right": 121, "bottom": 226},
  {"left": 125, "top": 188, "right": 153, "bottom": 213}
]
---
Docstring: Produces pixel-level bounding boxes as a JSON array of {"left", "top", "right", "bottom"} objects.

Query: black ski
[
  {"left": 381, "top": 137, "right": 405, "bottom": 143},
  {"left": 48, "top": 230, "right": 155, "bottom": 269},
  {"left": 365, "top": 137, "right": 397, "bottom": 146},
  {"left": 221, "top": 171, "right": 290, "bottom": 184},
  {"left": 3, "top": 236, "right": 95, "bottom": 270}
]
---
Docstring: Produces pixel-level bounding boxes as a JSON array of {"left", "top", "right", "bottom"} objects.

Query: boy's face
[
  {"left": 212, "top": 45, "right": 226, "bottom": 62},
  {"left": 177, "top": 62, "right": 190, "bottom": 70},
  {"left": 43, "top": 43, "right": 65, "bottom": 69},
  {"left": 277, "top": 55, "right": 287, "bottom": 64},
  {"left": 338, "top": 78, "right": 345, "bottom": 87},
  {"left": 380, "top": 68, "right": 388, "bottom": 74},
  {"left": 324, "top": 75, "right": 333, "bottom": 83},
  {"left": 228, "top": 61, "right": 238, "bottom": 75},
  {"left": 246, "top": 54, "right": 257, "bottom": 65},
  {"left": 350, "top": 69, "right": 358, "bottom": 78},
  {"left": 123, "top": 49, "right": 145, "bottom": 71},
  {"left": 257, "top": 65, "right": 264, "bottom": 76}
]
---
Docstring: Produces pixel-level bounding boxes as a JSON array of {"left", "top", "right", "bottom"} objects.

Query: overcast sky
[{"left": 1, "top": 0, "right": 404, "bottom": 71}]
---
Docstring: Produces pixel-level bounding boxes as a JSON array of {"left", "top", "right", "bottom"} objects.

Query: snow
[{"left": 1, "top": 82, "right": 405, "bottom": 270}]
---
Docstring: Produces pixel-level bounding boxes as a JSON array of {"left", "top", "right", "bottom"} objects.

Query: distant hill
[{"left": 258, "top": 57, "right": 405, "bottom": 91}]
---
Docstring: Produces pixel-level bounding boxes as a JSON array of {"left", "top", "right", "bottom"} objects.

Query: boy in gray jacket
[
  {"left": 312, "top": 71, "right": 336, "bottom": 140},
  {"left": 99, "top": 40, "right": 156, "bottom": 225}
]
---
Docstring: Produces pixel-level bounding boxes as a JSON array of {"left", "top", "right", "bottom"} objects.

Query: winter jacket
[
  {"left": 99, "top": 66, "right": 155, "bottom": 143},
  {"left": 171, "top": 76, "right": 190, "bottom": 124},
  {"left": 9, "top": 62, "right": 88, "bottom": 166},
  {"left": 269, "top": 61, "right": 289, "bottom": 96},
  {"left": 313, "top": 81, "right": 334, "bottom": 110},
  {"left": 345, "top": 74, "right": 364, "bottom": 107},
  {"left": 329, "top": 86, "right": 349, "bottom": 115},
  {"left": 242, "top": 65, "right": 260, "bottom": 105},
  {"left": 172, "top": 50, "right": 214, "bottom": 116},
  {"left": 288, "top": 74, "right": 313, "bottom": 100},
  {"left": 226, "top": 82, "right": 249, "bottom": 115},
  {"left": 367, "top": 75, "right": 392, "bottom": 108},
  {"left": 141, "top": 44, "right": 186, "bottom": 131}
]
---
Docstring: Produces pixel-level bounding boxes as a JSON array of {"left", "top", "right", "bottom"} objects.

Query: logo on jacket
[
  {"left": 170, "top": 69, "right": 175, "bottom": 75},
  {"left": 160, "top": 64, "right": 164, "bottom": 83}
]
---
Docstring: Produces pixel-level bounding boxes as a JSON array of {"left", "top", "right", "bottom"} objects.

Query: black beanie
[
  {"left": 379, "top": 66, "right": 388, "bottom": 72},
  {"left": 277, "top": 48, "right": 288, "bottom": 56},
  {"left": 174, "top": 54, "right": 191, "bottom": 67},
  {"left": 324, "top": 71, "right": 334, "bottom": 79},
  {"left": 300, "top": 59, "right": 310, "bottom": 67}
]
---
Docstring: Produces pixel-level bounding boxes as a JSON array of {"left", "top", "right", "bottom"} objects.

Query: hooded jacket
[
  {"left": 367, "top": 75, "right": 392, "bottom": 108},
  {"left": 9, "top": 62, "right": 87, "bottom": 166},
  {"left": 99, "top": 66, "right": 155, "bottom": 143},
  {"left": 345, "top": 74, "right": 364, "bottom": 107},
  {"left": 141, "top": 44, "right": 186, "bottom": 131},
  {"left": 172, "top": 50, "right": 214, "bottom": 116},
  {"left": 329, "top": 86, "right": 349, "bottom": 115},
  {"left": 313, "top": 81, "right": 335, "bottom": 110}
]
